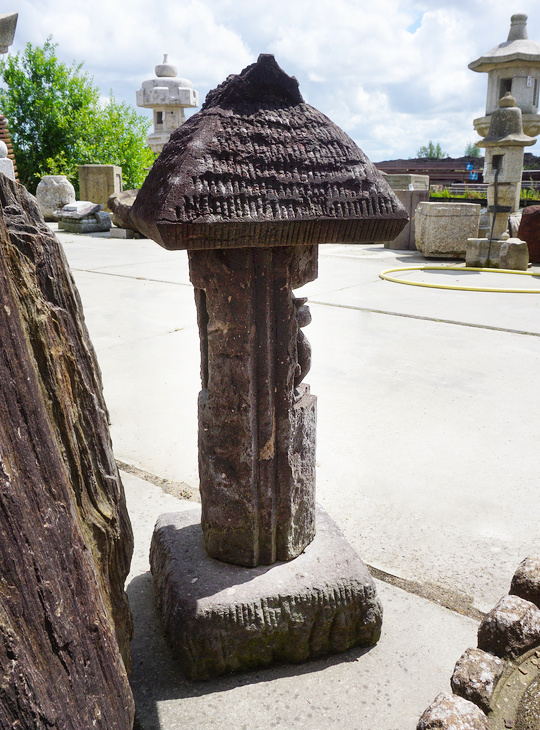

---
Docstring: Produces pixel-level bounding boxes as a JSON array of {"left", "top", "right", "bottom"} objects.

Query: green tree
[
  {"left": 0, "top": 38, "right": 155, "bottom": 194},
  {"left": 464, "top": 141, "right": 481, "bottom": 158},
  {"left": 416, "top": 141, "right": 448, "bottom": 159}
]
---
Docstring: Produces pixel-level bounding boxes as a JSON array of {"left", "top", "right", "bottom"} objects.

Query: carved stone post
[
  {"left": 132, "top": 53, "right": 408, "bottom": 678},
  {"left": 189, "top": 244, "right": 317, "bottom": 566}
]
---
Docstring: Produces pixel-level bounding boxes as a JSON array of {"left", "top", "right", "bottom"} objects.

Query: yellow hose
[{"left": 379, "top": 265, "right": 540, "bottom": 293}]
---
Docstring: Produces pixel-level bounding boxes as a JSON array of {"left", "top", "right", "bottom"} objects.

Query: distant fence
[{"left": 376, "top": 159, "right": 540, "bottom": 191}]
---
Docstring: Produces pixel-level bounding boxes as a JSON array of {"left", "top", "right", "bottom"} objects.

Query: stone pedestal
[
  {"left": 416, "top": 202, "right": 481, "bottom": 258},
  {"left": 466, "top": 237, "right": 529, "bottom": 270},
  {"left": 150, "top": 504, "right": 383, "bottom": 680},
  {"left": 79, "top": 165, "right": 122, "bottom": 209},
  {"left": 383, "top": 174, "right": 430, "bottom": 250}
]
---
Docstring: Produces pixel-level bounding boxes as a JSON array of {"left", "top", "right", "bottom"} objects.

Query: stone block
[
  {"left": 384, "top": 173, "right": 430, "bottom": 191},
  {"left": 79, "top": 164, "right": 122, "bottom": 209},
  {"left": 109, "top": 227, "right": 135, "bottom": 239},
  {"left": 415, "top": 202, "right": 481, "bottom": 258},
  {"left": 0, "top": 155, "right": 15, "bottom": 182},
  {"left": 150, "top": 504, "right": 383, "bottom": 680},
  {"left": 417, "top": 692, "right": 488, "bottom": 729},
  {"left": 36, "top": 175, "right": 75, "bottom": 220},
  {"left": 450, "top": 647, "right": 505, "bottom": 712},
  {"left": 59, "top": 211, "right": 111, "bottom": 233},
  {"left": 477, "top": 594, "right": 540, "bottom": 658},
  {"left": 510, "top": 556, "right": 540, "bottom": 608},
  {"left": 466, "top": 237, "right": 529, "bottom": 270},
  {"left": 384, "top": 182, "right": 429, "bottom": 250}
]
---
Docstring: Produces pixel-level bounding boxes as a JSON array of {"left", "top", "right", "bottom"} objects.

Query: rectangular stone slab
[{"left": 150, "top": 504, "right": 382, "bottom": 680}]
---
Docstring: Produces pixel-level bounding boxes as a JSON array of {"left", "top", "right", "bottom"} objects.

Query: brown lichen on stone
[{"left": 131, "top": 54, "right": 408, "bottom": 250}]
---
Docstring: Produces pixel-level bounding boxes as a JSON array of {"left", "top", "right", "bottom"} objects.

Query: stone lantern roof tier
[
  {"left": 137, "top": 77, "right": 197, "bottom": 108},
  {"left": 469, "top": 14, "right": 540, "bottom": 72},
  {"left": 131, "top": 54, "right": 408, "bottom": 251}
]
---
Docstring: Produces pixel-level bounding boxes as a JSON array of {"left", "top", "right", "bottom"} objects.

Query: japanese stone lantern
[
  {"left": 470, "top": 14, "right": 540, "bottom": 138},
  {"left": 466, "top": 92, "right": 535, "bottom": 270},
  {"left": 131, "top": 54, "right": 407, "bottom": 679},
  {"left": 136, "top": 54, "right": 199, "bottom": 154}
]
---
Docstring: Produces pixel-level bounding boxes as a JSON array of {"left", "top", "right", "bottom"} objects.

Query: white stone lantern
[
  {"left": 469, "top": 14, "right": 540, "bottom": 138},
  {"left": 136, "top": 55, "right": 199, "bottom": 154}
]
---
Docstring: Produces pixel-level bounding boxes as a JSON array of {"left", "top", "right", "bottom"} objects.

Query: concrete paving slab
[{"left": 51, "top": 225, "right": 540, "bottom": 726}]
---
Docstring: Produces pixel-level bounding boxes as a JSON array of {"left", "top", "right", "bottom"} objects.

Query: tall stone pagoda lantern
[
  {"left": 132, "top": 55, "right": 408, "bottom": 680},
  {"left": 470, "top": 14, "right": 540, "bottom": 138},
  {"left": 136, "top": 54, "right": 199, "bottom": 154},
  {"left": 467, "top": 92, "right": 535, "bottom": 270}
]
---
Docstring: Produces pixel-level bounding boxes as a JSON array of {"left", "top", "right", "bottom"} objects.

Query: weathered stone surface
[
  {"left": 0, "top": 175, "right": 134, "bottom": 727},
  {"left": 60, "top": 200, "right": 102, "bottom": 219},
  {"left": 415, "top": 202, "right": 481, "bottom": 258},
  {"left": 35, "top": 175, "right": 75, "bottom": 220},
  {"left": 150, "top": 504, "right": 383, "bottom": 680},
  {"left": 189, "top": 245, "right": 317, "bottom": 566},
  {"left": 465, "top": 236, "right": 529, "bottom": 270},
  {"left": 517, "top": 204, "right": 540, "bottom": 262},
  {"left": 131, "top": 54, "right": 408, "bottom": 250},
  {"left": 108, "top": 188, "right": 139, "bottom": 229},
  {"left": 478, "top": 594, "right": 540, "bottom": 658},
  {"left": 59, "top": 211, "right": 111, "bottom": 233},
  {"left": 383, "top": 174, "right": 429, "bottom": 250},
  {"left": 417, "top": 692, "right": 488, "bottom": 729},
  {"left": 510, "top": 556, "right": 540, "bottom": 608},
  {"left": 79, "top": 164, "right": 122, "bottom": 209},
  {"left": 450, "top": 647, "right": 505, "bottom": 712}
]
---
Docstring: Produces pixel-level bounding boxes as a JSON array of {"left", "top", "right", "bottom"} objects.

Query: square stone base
[
  {"left": 466, "top": 237, "right": 529, "bottom": 271},
  {"left": 150, "top": 505, "right": 383, "bottom": 680}
]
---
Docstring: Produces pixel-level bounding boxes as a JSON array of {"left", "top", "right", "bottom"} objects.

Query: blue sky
[{"left": 7, "top": 0, "right": 540, "bottom": 161}]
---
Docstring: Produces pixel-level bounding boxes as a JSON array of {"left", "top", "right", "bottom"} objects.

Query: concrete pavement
[{"left": 52, "top": 223, "right": 540, "bottom": 728}]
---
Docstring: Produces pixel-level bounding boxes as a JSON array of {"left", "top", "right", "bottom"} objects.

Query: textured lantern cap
[
  {"left": 131, "top": 54, "right": 408, "bottom": 250},
  {"left": 478, "top": 92, "right": 537, "bottom": 147},
  {"left": 469, "top": 13, "right": 540, "bottom": 71}
]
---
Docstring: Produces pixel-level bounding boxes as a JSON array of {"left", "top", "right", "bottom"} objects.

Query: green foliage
[
  {"left": 416, "top": 140, "right": 448, "bottom": 159},
  {"left": 0, "top": 38, "right": 154, "bottom": 194},
  {"left": 464, "top": 142, "right": 481, "bottom": 158}
]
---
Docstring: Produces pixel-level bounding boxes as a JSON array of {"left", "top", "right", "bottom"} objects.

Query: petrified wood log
[{"left": 0, "top": 175, "right": 134, "bottom": 728}]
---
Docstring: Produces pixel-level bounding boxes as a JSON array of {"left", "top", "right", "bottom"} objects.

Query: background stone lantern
[
  {"left": 470, "top": 14, "right": 540, "bottom": 139},
  {"left": 466, "top": 92, "right": 535, "bottom": 269},
  {"left": 136, "top": 54, "right": 199, "bottom": 154},
  {"left": 132, "top": 54, "right": 407, "bottom": 679}
]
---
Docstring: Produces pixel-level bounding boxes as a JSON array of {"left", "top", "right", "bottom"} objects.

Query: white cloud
[{"left": 6, "top": 0, "right": 540, "bottom": 160}]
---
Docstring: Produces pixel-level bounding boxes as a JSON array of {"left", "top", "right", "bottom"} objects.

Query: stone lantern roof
[
  {"left": 470, "top": 14, "right": 540, "bottom": 137},
  {"left": 469, "top": 14, "right": 540, "bottom": 72},
  {"left": 131, "top": 54, "right": 408, "bottom": 250}
]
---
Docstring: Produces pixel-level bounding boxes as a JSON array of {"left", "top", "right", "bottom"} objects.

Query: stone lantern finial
[
  {"left": 469, "top": 14, "right": 540, "bottom": 138},
  {"left": 507, "top": 13, "right": 528, "bottom": 42}
]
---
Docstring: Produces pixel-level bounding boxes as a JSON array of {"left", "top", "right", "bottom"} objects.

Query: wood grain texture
[
  {"left": 0, "top": 176, "right": 134, "bottom": 728},
  {"left": 131, "top": 54, "right": 408, "bottom": 250}
]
